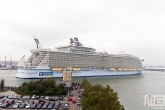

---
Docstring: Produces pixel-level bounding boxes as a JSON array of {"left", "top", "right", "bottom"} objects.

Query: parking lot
[{"left": 0, "top": 83, "right": 83, "bottom": 110}]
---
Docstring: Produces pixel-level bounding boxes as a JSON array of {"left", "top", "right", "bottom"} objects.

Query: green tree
[
  {"left": 14, "top": 78, "right": 67, "bottom": 96},
  {"left": 57, "top": 83, "right": 67, "bottom": 95},
  {"left": 0, "top": 79, "right": 5, "bottom": 89},
  {"left": 82, "top": 78, "right": 125, "bottom": 110}
]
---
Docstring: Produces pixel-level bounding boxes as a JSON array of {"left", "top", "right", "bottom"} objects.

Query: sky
[{"left": 0, "top": 0, "right": 165, "bottom": 66}]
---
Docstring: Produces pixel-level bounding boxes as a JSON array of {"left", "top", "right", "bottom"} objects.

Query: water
[{"left": 0, "top": 70, "right": 165, "bottom": 110}]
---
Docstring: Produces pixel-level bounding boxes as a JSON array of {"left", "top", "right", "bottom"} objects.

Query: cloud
[{"left": 0, "top": 0, "right": 165, "bottom": 66}]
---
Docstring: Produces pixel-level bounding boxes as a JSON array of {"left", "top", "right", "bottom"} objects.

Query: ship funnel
[
  {"left": 69, "top": 37, "right": 83, "bottom": 46},
  {"left": 74, "top": 37, "right": 79, "bottom": 41},
  {"left": 70, "top": 38, "right": 74, "bottom": 43},
  {"left": 70, "top": 38, "right": 74, "bottom": 46}
]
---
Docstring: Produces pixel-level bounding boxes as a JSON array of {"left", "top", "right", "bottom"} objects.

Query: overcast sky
[{"left": 0, "top": 0, "right": 165, "bottom": 66}]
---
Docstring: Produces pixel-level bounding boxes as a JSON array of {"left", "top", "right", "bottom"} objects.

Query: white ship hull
[
  {"left": 16, "top": 68, "right": 142, "bottom": 79},
  {"left": 16, "top": 37, "right": 143, "bottom": 79}
]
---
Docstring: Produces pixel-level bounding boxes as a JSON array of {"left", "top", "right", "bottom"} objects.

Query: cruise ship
[{"left": 16, "top": 37, "right": 143, "bottom": 78}]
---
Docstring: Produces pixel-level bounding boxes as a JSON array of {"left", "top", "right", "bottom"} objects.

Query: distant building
[{"left": 0, "top": 61, "right": 18, "bottom": 66}]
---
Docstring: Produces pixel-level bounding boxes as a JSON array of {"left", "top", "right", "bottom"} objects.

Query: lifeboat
[
  {"left": 73, "top": 68, "right": 80, "bottom": 70},
  {"left": 52, "top": 67, "right": 63, "bottom": 70},
  {"left": 118, "top": 68, "right": 123, "bottom": 70},
  {"left": 110, "top": 68, "right": 116, "bottom": 70},
  {"left": 136, "top": 68, "right": 140, "bottom": 70}
]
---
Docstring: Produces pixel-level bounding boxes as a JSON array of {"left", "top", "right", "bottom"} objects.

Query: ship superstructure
[{"left": 16, "top": 37, "right": 143, "bottom": 78}]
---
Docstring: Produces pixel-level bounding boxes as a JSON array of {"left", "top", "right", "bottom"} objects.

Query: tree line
[
  {"left": 15, "top": 78, "right": 67, "bottom": 95},
  {"left": 82, "top": 77, "right": 125, "bottom": 110},
  {"left": 0, "top": 78, "right": 4, "bottom": 90}
]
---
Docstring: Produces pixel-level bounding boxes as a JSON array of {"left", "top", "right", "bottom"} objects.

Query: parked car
[
  {"left": 36, "top": 102, "right": 44, "bottom": 109},
  {"left": 55, "top": 101, "right": 60, "bottom": 106},
  {"left": 31, "top": 95, "right": 36, "bottom": 99},
  {"left": 3, "top": 96, "right": 8, "bottom": 98},
  {"left": 40, "top": 96, "right": 45, "bottom": 99},
  {"left": 42, "top": 103, "right": 49, "bottom": 109},
  {"left": 19, "top": 100, "right": 23, "bottom": 103},
  {"left": 1, "top": 99, "right": 9, "bottom": 108},
  {"left": 17, "top": 95, "right": 22, "bottom": 99},
  {"left": 53, "top": 104, "right": 59, "bottom": 109},
  {"left": 68, "top": 97, "right": 72, "bottom": 101},
  {"left": 30, "top": 103, "right": 37, "bottom": 109},
  {"left": 13, "top": 103, "right": 21, "bottom": 108},
  {"left": 59, "top": 102, "right": 64, "bottom": 109},
  {"left": 25, "top": 101, "right": 34, "bottom": 108},
  {"left": 63, "top": 103, "right": 69, "bottom": 109},
  {"left": 13, "top": 94, "right": 17, "bottom": 99},
  {"left": 34, "top": 100, "right": 39, "bottom": 105},
  {"left": 54, "top": 96, "right": 58, "bottom": 101},
  {"left": 0, "top": 98, "right": 6, "bottom": 107},
  {"left": 19, "top": 103, "right": 26, "bottom": 108},
  {"left": 8, "top": 99, "right": 14, "bottom": 105},
  {"left": 25, "top": 100, "right": 30, "bottom": 105},
  {"left": 26, "top": 96, "right": 31, "bottom": 99},
  {"left": 48, "top": 103, "right": 54, "bottom": 109},
  {"left": 79, "top": 93, "right": 82, "bottom": 97},
  {"left": 35, "top": 96, "right": 40, "bottom": 99},
  {"left": 77, "top": 101, "right": 81, "bottom": 105},
  {"left": 0, "top": 95, "right": 4, "bottom": 99},
  {"left": 7, "top": 94, "right": 13, "bottom": 99},
  {"left": 65, "top": 101, "right": 69, "bottom": 105},
  {"left": 1, "top": 103, "right": 9, "bottom": 108},
  {"left": 69, "top": 92, "right": 74, "bottom": 96},
  {"left": 59, "top": 96, "right": 63, "bottom": 100},
  {"left": 39, "top": 99, "right": 46, "bottom": 103},
  {"left": 77, "top": 89, "right": 81, "bottom": 93},
  {"left": 25, "top": 103, "right": 33, "bottom": 108},
  {"left": 45, "top": 96, "right": 49, "bottom": 100},
  {"left": 50, "top": 101, "right": 55, "bottom": 105},
  {"left": 72, "top": 99, "right": 76, "bottom": 104},
  {"left": 45, "top": 100, "right": 50, "bottom": 104},
  {"left": 49, "top": 97, "right": 55, "bottom": 101},
  {"left": 80, "top": 89, "right": 84, "bottom": 92}
]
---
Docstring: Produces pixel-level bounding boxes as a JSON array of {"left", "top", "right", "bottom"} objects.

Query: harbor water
[{"left": 0, "top": 70, "right": 165, "bottom": 110}]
